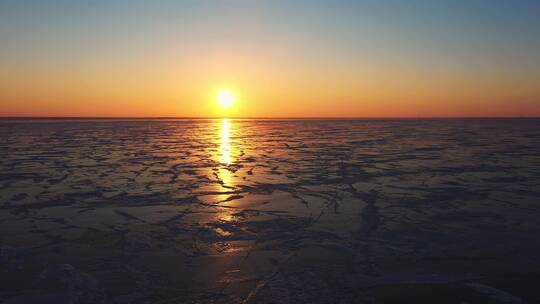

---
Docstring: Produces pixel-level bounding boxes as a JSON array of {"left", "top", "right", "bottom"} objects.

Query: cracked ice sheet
[{"left": 1, "top": 118, "right": 540, "bottom": 303}]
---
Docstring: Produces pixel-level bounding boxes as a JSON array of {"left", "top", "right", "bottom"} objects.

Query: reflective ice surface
[{"left": 1, "top": 118, "right": 539, "bottom": 303}]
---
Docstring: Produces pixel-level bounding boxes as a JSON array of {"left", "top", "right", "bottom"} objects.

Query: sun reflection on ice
[
  {"left": 220, "top": 118, "right": 232, "bottom": 165},
  {"left": 215, "top": 118, "right": 237, "bottom": 188},
  {"left": 215, "top": 118, "right": 238, "bottom": 223}
]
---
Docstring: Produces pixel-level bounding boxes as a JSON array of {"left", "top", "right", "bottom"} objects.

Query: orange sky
[{"left": 1, "top": 1, "right": 539, "bottom": 117}]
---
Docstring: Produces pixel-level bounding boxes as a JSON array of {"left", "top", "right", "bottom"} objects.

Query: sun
[{"left": 216, "top": 90, "right": 235, "bottom": 109}]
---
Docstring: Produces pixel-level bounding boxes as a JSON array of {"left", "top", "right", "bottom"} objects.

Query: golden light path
[
  {"left": 219, "top": 118, "right": 231, "bottom": 165},
  {"left": 215, "top": 118, "right": 236, "bottom": 223},
  {"left": 217, "top": 118, "right": 234, "bottom": 187}
]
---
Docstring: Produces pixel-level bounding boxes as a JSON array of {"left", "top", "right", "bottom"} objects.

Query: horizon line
[{"left": 0, "top": 116, "right": 539, "bottom": 120}]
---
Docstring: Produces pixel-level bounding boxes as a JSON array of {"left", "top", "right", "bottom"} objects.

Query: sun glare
[{"left": 216, "top": 90, "right": 235, "bottom": 109}]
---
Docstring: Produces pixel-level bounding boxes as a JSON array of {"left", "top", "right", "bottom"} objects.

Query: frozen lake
[{"left": 1, "top": 118, "right": 540, "bottom": 303}]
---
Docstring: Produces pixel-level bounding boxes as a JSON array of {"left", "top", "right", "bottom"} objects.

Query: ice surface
[{"left": 1, "top": 118, "right": 539, "bottom": 303}]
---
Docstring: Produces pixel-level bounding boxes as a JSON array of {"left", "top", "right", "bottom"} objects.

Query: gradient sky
[{"left": 1, "top": 0, "right": 539, "bottom": 117}]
